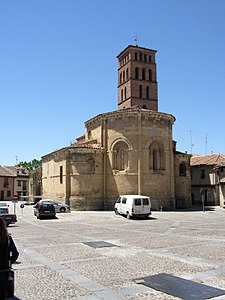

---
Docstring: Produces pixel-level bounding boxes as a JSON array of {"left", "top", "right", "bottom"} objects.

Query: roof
[
  {"left": 190, "top": 154, "right": 225, "bottom": 167},
  {"left": 117, "top": 45, "right": 157, "bottom": 58},
  {"left": 0, "top": 166, "right": 16, "bottom": 177},
  {"left": 0, "top": 166, "right": 29, "bottom": 177},
  {"left": 85, "top": 106, "right": 176, "bottom": 126}
]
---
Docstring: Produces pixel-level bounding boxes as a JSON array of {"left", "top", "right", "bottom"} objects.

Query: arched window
[
  {"left": 121, "top": 89, "right": 123, "bottom": 101},
  {"left": 120, "top": 73, "right": 122, "bottom": 84},
  {"left": 142, "top": 68, "right": 146, "bottom": 80},
  {"left": 113, "top": 141, "right": 128, "bottom": 171},
  {"left": 126, "top": 68, "right": 128, "bottom": 80},
  {"left": 146, "top": 86, "right": 149, "bottom": 99},
  {"left": 149, "top": 142, "right": 165, "bottom": 171},
  {"left": 123, "top": 70, "right": 125, "bottom": 82},
  {"left": 179, "top": 163, "right": 186, "bottom": 176},
  {"left": 135, "top": 67, "right": 139, "bottom": 79},
  {"left": 149, "top": 69, "right": 152, "bottom": 81},
  {"left": 124, "top": 86, "right": 127, "bottom": 99},
  {"left": 139, "top": 85, "right": 142, "bottom": 98},
  {"left": 149, "top": 55, "right": 152, "bottom": 63}
]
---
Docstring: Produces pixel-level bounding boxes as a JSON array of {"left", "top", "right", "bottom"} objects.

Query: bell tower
[{"left": 117, "top": 45, "right": 158, "bottom": 111}]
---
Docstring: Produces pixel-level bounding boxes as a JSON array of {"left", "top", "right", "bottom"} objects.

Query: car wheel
[
  {"left": 126, "top": 212, "right": 131, "bottom": 219},
  {"left": 60, "top": 207, "right": 66, "bottom": 213},
  {"left": 115, "top": 208, "right": 118, "bottom": 215}
]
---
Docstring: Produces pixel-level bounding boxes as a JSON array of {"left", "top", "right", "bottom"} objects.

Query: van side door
[{"left": 120, "top": 197, "right": 127, "bottom": 215}]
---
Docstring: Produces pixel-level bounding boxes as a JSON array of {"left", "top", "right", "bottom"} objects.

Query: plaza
[{"left": 8, "top": 203, "right": 225, "bottom": 299}]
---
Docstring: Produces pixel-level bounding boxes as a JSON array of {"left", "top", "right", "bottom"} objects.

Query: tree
[{"left": 16, "top": 159, "right": 42, "bottom": 170}]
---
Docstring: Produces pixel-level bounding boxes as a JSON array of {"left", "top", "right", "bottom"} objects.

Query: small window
[
  {"left": 140, "top": 53, "right": 142, "bottom": 61},
  {"left": 143, "top": 198, "right": 149, "bottom": 205},
  {"left": 179, "top": 163, "right": 186, "bottom": 176},
  {"left": 149, "top": 55, "right": 152, "bottom": 63},
  {"left": 18, "top": 180, "right": 21, "bottom": 187},
  {"left": 144, "top": 54, "right": 147, "bottom": 62},
  {"left": 122, "top": 198, "right": 127, "bottom": 204},
  {"left": 135, "top": 52, "right": 137, "bottom": 60},
  {"left": 201, "top": 169, "right": 205, "bottom": 179},
  {"left": 4, "top": 177, "right": 9, "bottom": 186},
  {"left": 134, "top": 198, "right": 141, "bottom": 205},
  {"left": 60, "top": 166, "right": 63, "bottom": 184},
  {"left": 7, "top": 190, "right": 11, "bottom": 197},
  {"left": 124, "top": 86, "right": 127, "bottom": 99}
]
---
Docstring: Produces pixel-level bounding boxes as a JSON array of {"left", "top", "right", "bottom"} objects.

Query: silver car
[{"left": 36, "top": 199, "right": 70, "bottom": 213}]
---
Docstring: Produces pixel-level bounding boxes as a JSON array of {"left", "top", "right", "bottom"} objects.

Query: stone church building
[{"left": 42, "top": 45, "right": 192, "bottom": 211}]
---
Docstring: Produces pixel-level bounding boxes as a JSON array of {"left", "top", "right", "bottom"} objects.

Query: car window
[
  {"left": 122, "top": 198, "right": 127, "bottom": 204},
  {"left": 134, "top": 198, "right": 141, "bottom": 206},
  {"left": 0, "top": 207, "right": 8, "bottom": 213},
  {"left": 116, "top": 198, "right": 121, "bottom": 203},
  {"left": 143, "top": 198, "right": 149, "bottom": 205}
]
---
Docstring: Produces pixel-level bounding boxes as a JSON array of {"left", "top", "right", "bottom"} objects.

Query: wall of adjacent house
[
  {"left": 0, "top": 177, "right": 14, "bottom": 200},
  {"left": 191, "top": 165, "right": 218, "bottom": 205},
  {"left": 174, "top": 153, "right": 192, "bottom": 209}
]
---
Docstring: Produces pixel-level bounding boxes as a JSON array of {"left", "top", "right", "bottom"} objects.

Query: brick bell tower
[{"left": 117, "top": 45, "right": 158, "bottom": 111}]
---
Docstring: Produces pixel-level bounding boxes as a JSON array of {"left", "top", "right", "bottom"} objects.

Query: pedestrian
[{"left": 0, "top": 218, "right": 19, "bottom": 300}]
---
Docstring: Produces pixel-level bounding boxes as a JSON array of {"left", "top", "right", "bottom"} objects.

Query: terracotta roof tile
[
  {"left": 0, "top": 166, "right": 17, "bottom": 177},
  {"left": 190, "top": 154, "right": 225, "bottom": 166}
]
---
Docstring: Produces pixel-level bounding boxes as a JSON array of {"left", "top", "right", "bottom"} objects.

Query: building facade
[
  {"left": 191, "top": 154, "right": 225, "bottom": 207},
  {"left": 42, "top": 45, "right": 192, "bottom": 211},
  {"left": 0, "top": 166, "right": 29, "bottom": 200}
]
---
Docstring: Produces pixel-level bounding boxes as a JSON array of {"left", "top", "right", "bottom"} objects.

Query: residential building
[
  {"left": 0, "top": 166, "right": 29, "bottom": 200},
  {"left": 42, "top": 45, "right": 192, "bottom": 211},
  {"left": 0, "top": 166, "right": 16, "bottom": 200},
  {"left": 190, "top": 154, "right": 225, "bottom": 206}
]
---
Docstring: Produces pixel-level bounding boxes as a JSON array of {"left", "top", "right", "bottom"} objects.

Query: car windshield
[{"left": 0, "top": 207, "right": 8, "bottom": 213}]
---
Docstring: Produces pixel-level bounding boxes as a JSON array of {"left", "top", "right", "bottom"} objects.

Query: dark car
[
  {"left": 34, "top": 203, "right": 56, "bottom": 219},
  {"left": 0, "top": 207, "right": 17, "bottom": 226}
]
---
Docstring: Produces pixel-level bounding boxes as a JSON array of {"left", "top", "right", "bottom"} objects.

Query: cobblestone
[{"left": 6, "top": 203, "right": 225, "bottom": 299}]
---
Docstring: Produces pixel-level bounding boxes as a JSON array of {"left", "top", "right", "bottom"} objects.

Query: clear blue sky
[{"left": 0, "top": 0, "right": 224, "bottom": 166}]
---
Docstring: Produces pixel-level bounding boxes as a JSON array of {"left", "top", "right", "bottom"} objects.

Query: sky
[{"left": 0, "top": 0, "right": 224, "bottom": 166}]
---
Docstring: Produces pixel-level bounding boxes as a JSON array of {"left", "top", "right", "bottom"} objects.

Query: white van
[{"left": 114, "top": 195, "right": 151, "bottom": 219}]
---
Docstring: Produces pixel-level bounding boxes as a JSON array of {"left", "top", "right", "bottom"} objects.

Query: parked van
[{"left": 114, "top": 195, "right": 151, "bottom": 219}]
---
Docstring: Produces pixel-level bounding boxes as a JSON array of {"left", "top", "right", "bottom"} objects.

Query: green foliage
[{"left": 16, "top": 159, "right": 42, "bottom": 170}]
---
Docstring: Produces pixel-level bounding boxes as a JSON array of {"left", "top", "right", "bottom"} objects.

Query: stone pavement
[{"left": 6, "top": 202, "right": 225, "bottom": 299}]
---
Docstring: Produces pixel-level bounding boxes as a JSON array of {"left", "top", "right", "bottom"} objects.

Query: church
[{"left": 42, "top": 45, "right": 192, "bottom": 211}]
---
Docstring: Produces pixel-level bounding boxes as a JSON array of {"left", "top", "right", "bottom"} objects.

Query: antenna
[
  {"left": 188, "top": 128, "right": 195, "bottom": 154},
  {"left": 15, "top": 156, "right": 18, "bottom": 165},
  {"left": 205, "top": 134, "right": 208, "bottom": 156},
  {"left": 134, "top": 35, "right": 139, "bottom": 46}
]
